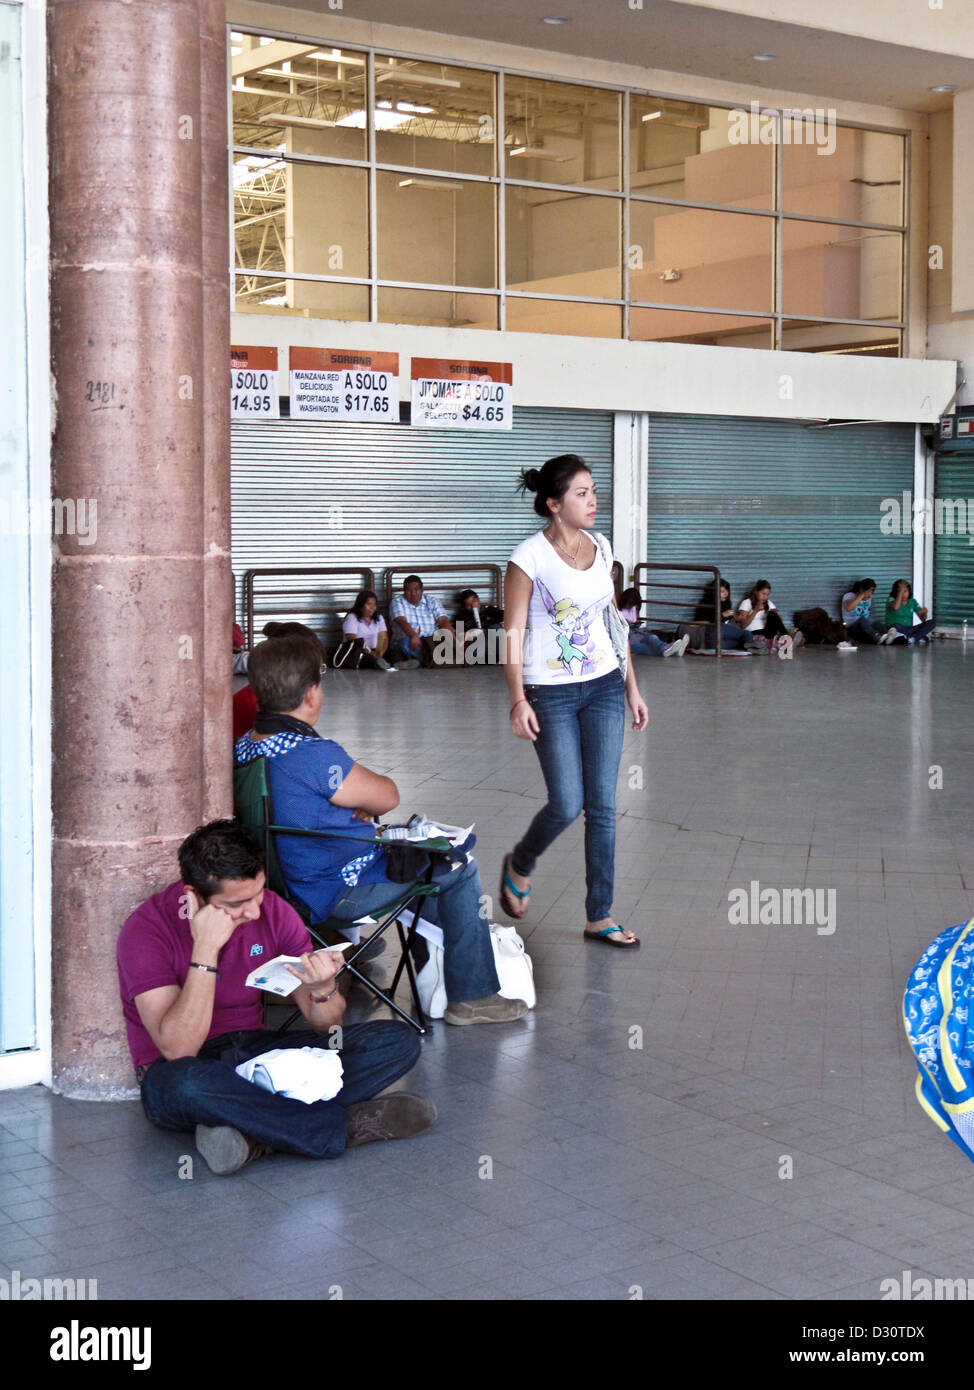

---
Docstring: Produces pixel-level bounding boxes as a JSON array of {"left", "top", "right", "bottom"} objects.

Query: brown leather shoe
[
  {"left": 443, "top": 994, "right": 529, "bottom": 1026},
  {"left": 345, "top": 1092, "right": 437, "bottom": 1148}
]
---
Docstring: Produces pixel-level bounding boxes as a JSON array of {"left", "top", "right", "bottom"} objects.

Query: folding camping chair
[{"left": 233, "top": 757, "right": 455, "bottom": 1035}]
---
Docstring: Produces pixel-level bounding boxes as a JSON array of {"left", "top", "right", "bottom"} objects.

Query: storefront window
[{"left": 228, "top": 29, "right": 908, "bottom": 355}]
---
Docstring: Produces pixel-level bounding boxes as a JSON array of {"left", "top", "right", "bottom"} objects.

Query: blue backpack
[{"left": 904, "top": 919, "right": 974, "bottom": 1160}]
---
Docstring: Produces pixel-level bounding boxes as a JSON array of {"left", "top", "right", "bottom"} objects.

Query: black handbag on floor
[{"left": 332, "top": 637, "right": 365, "bottom": 669}]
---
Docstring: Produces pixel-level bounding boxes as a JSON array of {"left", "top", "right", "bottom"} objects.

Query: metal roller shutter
[
  {"left": 231, "top": 406, "right": 613, "bottom": 627},
  {"left": 645, "top": 414, "right": 915, "bottom": 626},
  {"left": 933, "top": 454, "right": 974, "bottom": 624}
]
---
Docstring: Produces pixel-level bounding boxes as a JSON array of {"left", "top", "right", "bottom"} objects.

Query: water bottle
[{"left": 964, "top": 620, "right": 969, "bottom": 643}]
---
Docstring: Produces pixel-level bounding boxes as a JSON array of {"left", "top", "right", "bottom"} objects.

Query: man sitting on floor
[
  {"left": 234, "top": 633, "right": 527, "bottom": 1028},
  {"left": 117, "top": 819, "right": 435, "bottom": 1175},
  {"left": 389, "top": 574, "right": 458, "bottom": 666}
]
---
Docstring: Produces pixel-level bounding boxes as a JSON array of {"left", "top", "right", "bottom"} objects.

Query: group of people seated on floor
[{"left": 619, "top": 576, "right": 936, "bottom": 656}]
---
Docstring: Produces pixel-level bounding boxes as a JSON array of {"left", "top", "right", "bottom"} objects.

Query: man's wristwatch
[{"left": 310, "top": 987, "right": 338, "bottom": 1004}]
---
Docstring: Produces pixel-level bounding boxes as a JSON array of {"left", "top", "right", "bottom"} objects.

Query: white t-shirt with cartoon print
[{"left": 509, "top": 530, "right": 619, "bottom": 686}]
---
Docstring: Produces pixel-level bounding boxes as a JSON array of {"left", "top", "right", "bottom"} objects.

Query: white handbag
[
  {"left": 414, "top": 923, "right": 536, "bottom": 1018},
  {"left": 490, "top": 923, "right": 536, "bottom": 1009}
]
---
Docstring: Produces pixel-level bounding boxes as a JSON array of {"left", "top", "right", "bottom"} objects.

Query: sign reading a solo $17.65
[
  {"left": 230, "top": 346, "right": 279, "bottom": 419},
  {"left": 289, "top": 347, "right": 399, "bottom": 421}
]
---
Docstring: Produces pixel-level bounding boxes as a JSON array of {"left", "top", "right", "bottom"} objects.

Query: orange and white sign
[
  {"left": 230, "top": 346, "right": 279, "bottom": 420},
  {"left": 411, "top": 358, "right": 513, "bottom": 430},
  {"left": 289, "top": 347, "right": 399, "bottom": 421}
]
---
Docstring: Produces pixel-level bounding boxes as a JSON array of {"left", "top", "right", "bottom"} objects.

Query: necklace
[{"left": 548, "top": 527, "right": 583, "bottom": 566}]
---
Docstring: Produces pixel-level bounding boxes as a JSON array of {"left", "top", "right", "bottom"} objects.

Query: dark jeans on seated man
[{"left": 140, "top": 1021, "right": 419, "bottom": 1160}]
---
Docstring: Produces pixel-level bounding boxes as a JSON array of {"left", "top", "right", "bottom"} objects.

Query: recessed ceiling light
[
  {"left": 753, "top": 53, "right": 776, "bottom": 61},
  {"left": 930, "top": 84, "right": 957, "bottom": 93},
  {"left": 543, "top": 15, "right": 572, "bottom": 23}
]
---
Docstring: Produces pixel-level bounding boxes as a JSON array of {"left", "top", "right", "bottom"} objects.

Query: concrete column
[
  {"left": 49, "top": 0, "right": 228, "bottom": 1095},
  {"left": 199, "top": 0, "right": 233, "bottom": 822}
]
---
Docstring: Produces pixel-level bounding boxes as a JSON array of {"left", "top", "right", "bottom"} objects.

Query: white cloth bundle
[{"left": 235, "top": 1046, "right": 344, "bottom": 1104}]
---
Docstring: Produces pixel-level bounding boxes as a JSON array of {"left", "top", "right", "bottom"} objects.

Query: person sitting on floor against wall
[
  {"left": 619, "top": 587, "right": 687, "bottom": 657},
  {"left": 335, "top": 590, "right": 396, "bottom": 671},
  {"left": 883, "top": 578, "right": 937, "bottom": 645},
  {"left": 840, "top": 578, "right": 882, "bottom": 645},
  {"left": 454, "top": 589, "right": 503, "bottom": 630},
  {"left": 389, "top": 575, "right": 459, "bottom": 667},
  {"left": 692, "top": 579, "right": 749, "bottom": 652},
  {"left": 453, "top": 589, "right": 504, "bottom": 665},
  {"left": 736, "top": 579, "right": 792, "bottom": 652},
  {"left": 117, "top": 819, "right": 435, "bottom": 1176},
  {"left": 234, "top": 633, "right": 529, "bottom": 1028}
]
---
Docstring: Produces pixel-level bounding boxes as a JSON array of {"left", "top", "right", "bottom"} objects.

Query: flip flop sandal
[
  {"left": 499, "top": 853, "right": 530, "bottom": 919},
  {"left": 584, "top": 925, "right": 640, "bottom": 948}
]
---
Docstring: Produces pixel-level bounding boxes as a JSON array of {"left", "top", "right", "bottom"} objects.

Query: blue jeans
[
  {"left": 513, "top": 668, "right": 626, "bottom": 922},
  {"left": 331, "top": 853, "right": 500, "bottom": 1004},
  {"left": 140, "top": 1022, "right": 420, "bottom": 1159},
  {"left": 888, "top": 619, "right": 936, "bottom": 642},
  {"left": 630, "top": 629, "right": 668, "bottom": 657},
  {"left": 721, "top": 622, "right": 748, "bottom": 650},
  {"left": 846, "top": 617, "right": 881, "bottom": 644}
]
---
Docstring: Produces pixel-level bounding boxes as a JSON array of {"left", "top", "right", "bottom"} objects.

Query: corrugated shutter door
[
  {"left": 231, "top": 406, "right": 613, "bottom": 626},
  {"left": 933, "top": 455, "right": 974, "bottom": 624},
  {"left": 645, "top": 415, "right": 915, "bottom": 626}
]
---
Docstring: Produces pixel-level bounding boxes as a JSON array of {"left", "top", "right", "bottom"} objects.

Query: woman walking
[{"left": 500, "top": 454, "right": 649, "bottom": 949}]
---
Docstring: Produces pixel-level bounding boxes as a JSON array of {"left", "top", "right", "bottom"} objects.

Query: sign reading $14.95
[{"left": 230, "top": 346, "right": 279, "bottom": 419}]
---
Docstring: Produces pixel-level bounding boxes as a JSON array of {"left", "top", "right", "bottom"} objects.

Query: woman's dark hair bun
[{"left": 517, "top": 453, "right": 590, "bottom": 519}]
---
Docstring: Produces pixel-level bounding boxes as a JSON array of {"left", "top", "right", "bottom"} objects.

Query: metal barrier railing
[
  {"left": 242, "top": 567, "right": 377, "bottom": 650},
  {"left": 383, "top": 563, "right": 504, "bottom": 616},
  {"left": 632, "top": 562, "right": 724, "bottom": 657}
]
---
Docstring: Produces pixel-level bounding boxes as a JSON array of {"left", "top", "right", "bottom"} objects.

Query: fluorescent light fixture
[
  {"left": 509, "top": 145, "right": 576, "bottom": 161},
  {"left": 335, "top": 107, "right": 412, "bottom": 129},
  {"left": 375, "top": 67, "right": 461, "bottom": 89},
  {"left": 930, "top": 84, "right": 957, "bottom": 93},
  {"left": 307, "top": 49, "right": 366, "bottom": 64},
  {"left": 258, "top": 67, "right": 320, "bottom": 84},
  {"left": 231, "top": 45, "right": 242, "bottom": 56},
  {"left": 543, "top": 14, "right": 572, "bottom": 21},
  {"left": 641, "top": 110, "right": 662, "bottom": 122},
  {"left": 752, "top": 52, "right": 776, "bottom": 61},
  {"left": 396, "top": 101, "right": 435, "bottom": 115},
  {"left": 234, "top": 81, "right": 291, "bottom": 95},
  {"left": 258, "top": 112, "right": 340, "bottom": 130},
  {"left": 398, "top": 177, "right": 464, "bottom": 190}
]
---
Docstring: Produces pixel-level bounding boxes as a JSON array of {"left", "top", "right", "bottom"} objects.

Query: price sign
[
  {"left": 289, "top": 348, "right": 399, "bottom": 421},
  {"left": 411, "top": 358, "right": 513, "bottom": 430},
  {"left": 230, "top": 346, "right": 279, "bottom": 420}
]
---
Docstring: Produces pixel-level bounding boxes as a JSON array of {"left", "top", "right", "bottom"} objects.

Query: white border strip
[{"left": 0, "top": 0, "right": 52, "bottom": 1091}]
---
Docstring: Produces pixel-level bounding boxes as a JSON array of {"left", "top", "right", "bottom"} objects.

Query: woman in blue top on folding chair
[{"left": 235, "top": 633, "right": 528, "bottom": 1028}]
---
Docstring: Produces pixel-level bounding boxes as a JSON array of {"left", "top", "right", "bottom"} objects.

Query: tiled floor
[{"left": 5, "top": 641, "right": 974, "bottom": 1300}]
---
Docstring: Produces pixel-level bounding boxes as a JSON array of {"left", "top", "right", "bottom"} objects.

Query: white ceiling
[{"left": 253, "top": 0, "right": 974, "bottom": 112}]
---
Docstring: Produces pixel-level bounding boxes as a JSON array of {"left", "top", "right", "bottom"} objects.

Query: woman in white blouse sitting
[{"left": 339, "top": 590, "right": 395, "bottom": 671}]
